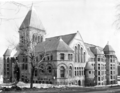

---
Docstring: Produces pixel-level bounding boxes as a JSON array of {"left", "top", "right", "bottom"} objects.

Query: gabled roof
[
  {"left": 46, "top": 33, "right": 76, "bottom": 45},
  {"left": 85, "top": 62, "right": 94, "bottom": 70},
  {"left": 90, "top": 47, "right": 104, "bottom": 55},
  {"left": 84, "top": 42, "right": 104, "bottom": 56},
  {"left": 19, "top": 6, "right": 45, "bottom": 32},
  {"left": 103, "top": 44, "right": 114, "bottom": 52},
  {"left": 86, "top": 47, "right": 95, "bottom": 58},
  {"left": 3, "top": 48, "right": 11, "bottom": 56},
  {"left": 35, "top": 37, "right": 73, "bottom": 53}
]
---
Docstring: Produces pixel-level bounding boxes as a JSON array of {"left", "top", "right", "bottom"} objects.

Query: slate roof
[
  {"left": 85, "top": 62, "right": 94, "bottom": 70},
  {"left": 90, "top": 47, "right": 104, "bottom": 55},
  {"left": 19, "top": 6, "right": 45, "bottom": 32},
  {"left": 103, "top": 44, "right": 114, "bottom": 52},
  {"left": 35, "top": 37, "right": 73, "bottom": 53},
  {"left": 84, "top": 42, "right": 104, "bottom": 56},
  {"left": 46, "top": 33, "right": 76, "bottom": 45},
  {"left": 3, "top": 48, "right": 11, "bottom": 56}
]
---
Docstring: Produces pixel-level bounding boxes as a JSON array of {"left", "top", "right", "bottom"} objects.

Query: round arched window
[
  {"left": 69, "top": 66, "right": 72, "bottom": 77},
  {"left": 46, "top": 65, "right": 52, "bottom": 74},
  {"left": 60, "top": 66, "right": 65, "bottom": 78},
  {"left": 39, "top": 64, "right": 44, "bottom": 74}
]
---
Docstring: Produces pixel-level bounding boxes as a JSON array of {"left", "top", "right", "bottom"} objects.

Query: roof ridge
[
  {"left": 19, "top": 6, "right": 45, "bottom": 31},
  {"left": 84, "top": 42, "right": 103, "bottom": 49},
  {"left": 56, "top": 37, "right": 73, "bottom": 51},
  {"left": 46, "top": 32, "right": 76, "bottom": 39}
]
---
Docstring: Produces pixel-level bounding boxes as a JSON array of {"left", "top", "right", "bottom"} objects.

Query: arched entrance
[{"left": 78, "top": 80, "right": 81, "bottom": 86}]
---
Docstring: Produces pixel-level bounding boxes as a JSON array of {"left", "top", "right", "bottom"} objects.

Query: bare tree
[
  {"left": 3, "top": 1, "right": 49, "bottom": 88},
  {"left": 114, "top": 4, "right": 120, "bottom": 30},
  {"left": 21, "top": 35, "right": 49, "bottom": 88}
]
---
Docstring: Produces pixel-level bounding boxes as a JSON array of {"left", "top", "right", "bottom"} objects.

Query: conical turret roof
[
  {"left": 19, "top": 6, "right": 45, "bottom": 32},
  {"left": 103, "top": 43, "right": 114, "bottom": 52}
]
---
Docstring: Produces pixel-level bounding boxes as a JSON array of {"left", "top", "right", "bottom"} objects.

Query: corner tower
[
  {"left": 103, "top": 43, "right": 118, "bottom": 85},
  {"left": 19, "top": 6, "right": 46, "bottom": 52}
]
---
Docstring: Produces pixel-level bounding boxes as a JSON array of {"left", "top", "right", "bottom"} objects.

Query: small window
[
  {"left": 89, "top": 71, "right": 91, "bottom": 74},
  {"left": 34, "top": 69, "right": 38, "bottom": 76},
  {"left": 47, "top": 66, "right": 52, "bottom": 73},
  {"left": 7, "top": 71, "right": 9, "bottom": 75},
  {"left": 47, "top": 56, "right": 49, "bottom": 61},
  {"left": 98, "top": 71, "right": 100, "bottom": 75},
  {"left": 98, "top": 64, "right": 100, "bottom": 69},
  {"left": 68, "top": 54, "right": 71, "bottom": 60},
  {"left": 51, "top": 55, "right": 53, "bottom": 60},
  {"left": 110, "top": 59, "right": 112, "bottom": 62},
  {"left": 75, "top": 70, "right": 76, "bottom": 76},
  {"left": 41, "top": 36, "right": 43, "bottom": 42},
  {"left": 98, "top": 77, "right": 100, "bottom": 81},
  {"left": 111, "top": 71, "right": 112, "bottom": 74},
  {"left": 60, "top": 53, "right": 64, "bottom": 60},
  {"left": 68, "top": 54, "right": 73, "bottom": 61},
  {"left": 98, "top": 58, "right": 100, "bottom": 61}
]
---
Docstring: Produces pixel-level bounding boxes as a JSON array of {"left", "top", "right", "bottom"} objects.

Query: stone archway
[{"left": 78, "top": 80, "right": 81, "bottom": 86}]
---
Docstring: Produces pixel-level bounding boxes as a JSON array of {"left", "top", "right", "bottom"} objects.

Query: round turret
[
  {"left": 85, "top": 62, "right": 94, "bottom": 70},
  {"left": 85, "top": 62, "right": 95, "bottom": 86}
]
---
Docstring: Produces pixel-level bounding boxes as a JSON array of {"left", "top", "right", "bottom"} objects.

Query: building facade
[{"left": 3, "top": 7, "right": 118, "bottom": 86}]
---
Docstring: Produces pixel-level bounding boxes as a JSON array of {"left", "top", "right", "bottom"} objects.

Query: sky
[{"left": 0, "top": 0, "right": 120, "bottom": 61}]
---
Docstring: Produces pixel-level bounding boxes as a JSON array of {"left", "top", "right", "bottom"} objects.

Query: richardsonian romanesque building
[{"left": 3, "top": 6, "right": 118, "bottom": 86}]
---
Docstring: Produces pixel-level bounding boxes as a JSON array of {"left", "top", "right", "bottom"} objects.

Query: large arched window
[
  {"left": 84, "top": 52, "right": 86, "bottom": 62},
  {"left": 78, "top": 45, "right": 80, "bottom": 62},
  {"left": 60, "top": 66, "right": 65, "bottom": 78},
  {"left": 69, "top": 66, "right": 72, "bottom": 77},
  {"left": 75, "top": 46, "right": 77, "bottom": 62},
  {"left": 81, "top": 48, "right": 83, "bottom": 62}
]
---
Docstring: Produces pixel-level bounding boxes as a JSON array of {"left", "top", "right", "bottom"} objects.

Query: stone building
[{"left": 3, "top": 6, "right": 118, "bottom": 86}]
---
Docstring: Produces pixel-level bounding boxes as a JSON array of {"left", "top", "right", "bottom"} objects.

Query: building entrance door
[{"left": 78, "top": 80, "right": 81, "bottom": 86}]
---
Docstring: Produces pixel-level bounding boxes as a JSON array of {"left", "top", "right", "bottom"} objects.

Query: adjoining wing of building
[{"left": 3, "top": 6, "right": 118, "bottom": 86}]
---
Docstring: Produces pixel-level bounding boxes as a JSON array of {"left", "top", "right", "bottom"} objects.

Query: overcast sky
[{"left": 0, "top": 0, "right": 120, "bottom": 61}]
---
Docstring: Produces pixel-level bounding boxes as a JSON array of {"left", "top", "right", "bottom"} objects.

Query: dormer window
[{"left": 60, "top": 53, "right": 64, "bottom": 60}]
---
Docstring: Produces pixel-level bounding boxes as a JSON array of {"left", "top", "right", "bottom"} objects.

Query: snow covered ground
[
  {"left": 0, "top": 75, "right": 3, "bottom": 84},
  {"left": 0, "top": 75, "right": 120, "bottom": 89},
  {"left": 17, "top": 82, "right": 54, "bottom": 88}
]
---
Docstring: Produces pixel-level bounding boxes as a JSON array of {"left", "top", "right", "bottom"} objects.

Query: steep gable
[
  {"left": 3, "top": 48, "right": 11, "bottom": 56},
  {"left": 35, "top": 37, "right": 73, "bottom": 53},
  {"left": 46, "top": 33, "right": 76, "bottom": 45},
  {"left": 19, "top": 6, "right": 45, "bottom": 32}
]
